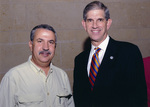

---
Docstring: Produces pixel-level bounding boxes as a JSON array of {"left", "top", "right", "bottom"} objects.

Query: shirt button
[{"left": 47, "top": 92, "right": 50, "bottom": 95}]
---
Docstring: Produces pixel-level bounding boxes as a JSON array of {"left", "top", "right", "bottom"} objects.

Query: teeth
[{"left": 92, "top": 30, "right": 99, "bottom": 33}]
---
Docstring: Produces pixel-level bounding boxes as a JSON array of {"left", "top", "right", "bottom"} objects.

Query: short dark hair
[
  {"left": 83, "top": 1, "right": 110, "bottom": 21},
  {"left": 30, "top": 24, "right": 57, "bottom": 42}
]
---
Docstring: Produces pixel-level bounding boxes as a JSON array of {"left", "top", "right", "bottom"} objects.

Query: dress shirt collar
[{"left": 91, "top": 35, "right": 110, "bottom": 52}]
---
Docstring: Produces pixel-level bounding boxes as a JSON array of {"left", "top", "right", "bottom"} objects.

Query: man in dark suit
[{"left": 73, "top": 1, "right": 147, "bottom": 107}]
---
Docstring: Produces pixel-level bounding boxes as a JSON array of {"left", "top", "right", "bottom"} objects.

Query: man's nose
[
  {"left": 43, "top": 42, "right": 49, "bottom": 50},
  {"left": 92, "top": 21, "right": 98, "bottom": 28}
]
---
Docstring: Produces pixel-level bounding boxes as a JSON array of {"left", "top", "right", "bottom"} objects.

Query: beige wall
[{"left": 0, "top": 0, "right": 150, "bottom": 89}]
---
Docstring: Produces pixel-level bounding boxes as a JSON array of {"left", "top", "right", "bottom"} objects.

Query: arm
[
  {"left": 126, "top": 45, "right": 147, "bottom": 107},
  {"left": 0, "top": 74, "right": 16, "bottom": 107},
  {"left": 73, "top": 55, "right": 89, "bottom": 107},
  {"left": 73, "top": 56, "right": 81, "bottom": 106}
]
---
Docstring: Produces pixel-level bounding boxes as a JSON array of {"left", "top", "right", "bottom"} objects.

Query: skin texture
[
  {"left": 82, "top": 9, "right": 112, "bottom": 47},
  {"left": 29, "top": 28, "right": 56, "bottom": 75}
]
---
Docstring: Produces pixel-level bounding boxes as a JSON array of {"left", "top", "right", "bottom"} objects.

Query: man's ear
[
  {"left": 82, "top": 20, "right": 87, "bottom": 31},
  {"left": 29, "top": 40, "right": 33, "bottom": 51},
  {"left": 107, "top": 19, "right": 112, "bottom": 30}
]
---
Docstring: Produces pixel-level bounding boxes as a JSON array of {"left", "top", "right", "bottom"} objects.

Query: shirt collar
[
  {"left": 91, "top": 35, "right": 110, "bottom": 52},
  {"left": 28, "top": 55, "right": 53, "bottom": 74}
]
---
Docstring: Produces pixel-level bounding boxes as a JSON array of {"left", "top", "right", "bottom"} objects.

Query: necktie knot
[{"left": 94, "top": 47, "right": 101, "bottom": 53}]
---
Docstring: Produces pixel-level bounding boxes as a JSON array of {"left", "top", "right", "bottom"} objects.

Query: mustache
[{"left": 39, "top": 50, "right": 51, "bottom": 55}]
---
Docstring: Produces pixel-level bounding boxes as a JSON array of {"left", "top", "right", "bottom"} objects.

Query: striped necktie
[{"left": 89, "top": 47, "right": 101, "bottom": 91}]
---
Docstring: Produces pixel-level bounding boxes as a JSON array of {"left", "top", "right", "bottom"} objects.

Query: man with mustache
[
  {"left": 0, "top": 24, "right": 75, "bottom": 107},
  {"left": 73, "top": 1, "right": 147, "bottom": 107}
]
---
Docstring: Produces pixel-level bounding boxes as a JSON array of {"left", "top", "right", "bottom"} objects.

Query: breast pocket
[
  {"left": 53, "top": 89, "right": 72, "bottom": 107},
  {"left": 15, "top": 94, "right": 44, "bottom": 107}
]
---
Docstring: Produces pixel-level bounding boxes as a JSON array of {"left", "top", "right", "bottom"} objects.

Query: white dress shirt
[{"left": 87, "top": 35, "right": 110, "bottom": 76}]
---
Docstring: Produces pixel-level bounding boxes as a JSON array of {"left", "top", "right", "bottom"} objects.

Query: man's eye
[
  {"left": 37, "top": 40, "right": 42, "bottom": 43},
  {"left": 98, "top": 18, "right": 104, "bottom": 22},
  {"left": 87, "top": 19, "right": 92, "bottom": 22},
  {"left": 49, "top": 41, "right": 55, "bottom": 44}
]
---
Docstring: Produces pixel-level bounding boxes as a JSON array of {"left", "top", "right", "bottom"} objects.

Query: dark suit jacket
[{"left": 73, "top": 37, "right": 147, "bottom": 107}]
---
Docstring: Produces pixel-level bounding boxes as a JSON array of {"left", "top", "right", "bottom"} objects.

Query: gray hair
[
  {"left": 30, "top": 24, "right": 57, "bottom": 43},
  {"left": 83, "top": 1, "right": 110, "bottom": 21}
]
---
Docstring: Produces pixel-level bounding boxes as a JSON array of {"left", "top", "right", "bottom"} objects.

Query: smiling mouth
[
  {"left": 92, "top": 30, "right": 99, "bottom": 33},
  {"left": 91, "top": 29, "right": 101, "bottom": 33},
  {"left": 91, "top": 30, "right": 100, "bottom": 35}
]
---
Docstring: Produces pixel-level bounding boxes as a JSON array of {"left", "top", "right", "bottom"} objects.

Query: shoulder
[
  {"left": 1, "top": 62, "right": 29, "bottom": 84},
  {"left": 109, "top": 38, "right": 142, "bottom": 60},
  {"left": 75, "top": 49, "right": 90, "bottom": 60},
  {"left": 110, "top": 37, "right": 140, "bottom": 51},
  {"left": 4, "top": 62, "right": 29, "bottom": 78}
]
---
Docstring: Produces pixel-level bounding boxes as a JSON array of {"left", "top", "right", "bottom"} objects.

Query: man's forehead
[
  {"left": 86, "top": 10, "right": 105, "bottom": 20},
  {"left": 34, "top": 30, "right": 55, "bottom": 39}
]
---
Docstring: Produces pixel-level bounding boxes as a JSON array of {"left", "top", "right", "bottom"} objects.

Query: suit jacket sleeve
[{"left": 125, "top": 45, "right": 147, "bottom": 107}]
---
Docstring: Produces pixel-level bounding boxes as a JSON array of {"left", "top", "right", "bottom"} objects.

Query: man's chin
[{"left": 40, "top": 57, "right": 53, "bottom": 62}]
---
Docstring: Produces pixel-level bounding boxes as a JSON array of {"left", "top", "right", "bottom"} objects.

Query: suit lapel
[
  {"left": 100, "top": 37, "right": 118, "bottom": 70},
  {"left": 83, "top": 49, "right": 91, "bottom": 78},
  {"left": 80, "top": 49, "right": 92, "bottom": 89}
]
